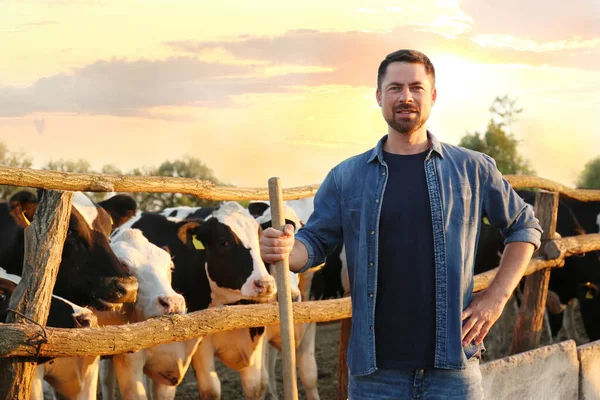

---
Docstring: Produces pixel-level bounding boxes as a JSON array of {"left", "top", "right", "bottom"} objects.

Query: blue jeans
[{"left": 348, "top": 358, "right": 484, "bottom": 400}]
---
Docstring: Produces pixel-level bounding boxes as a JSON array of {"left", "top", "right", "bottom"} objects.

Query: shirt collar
[{"left": 367, "top": 131, "right": 444, "bottom": 164}]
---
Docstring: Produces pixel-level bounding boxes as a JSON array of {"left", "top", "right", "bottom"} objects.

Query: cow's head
[
  {"left": 111, "top": 228, "right": 186, "bottom": 321},
  {"left": 26, "top": 192, "right": 139, "bottom": 310},
  {"left": 8, "top": 190, "right": 38, "bottom": 228},
  {"left": 98, "top": 194, "right": 138, "bottom": 230},
  {"left": 178, "top": 202, "right": 275, "bottom": 305}
]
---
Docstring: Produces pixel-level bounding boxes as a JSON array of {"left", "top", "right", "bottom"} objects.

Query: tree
[
  {"left": 459, "top": 96, "right": 534, "bottom": 175},
  {"left": 577, "top": 156, "right": 600, "bottom": 189},
  {"left": 43, "top": 159, "right": 92, "bottom": 173},
  {"left": 0, "top": 142, "right": 34, "bottom": 200},
  {"left": 129, "top": 156, "right": 222, "bottom": 211}
]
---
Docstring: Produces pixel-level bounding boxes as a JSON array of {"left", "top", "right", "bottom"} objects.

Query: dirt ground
[{"left": 174, "top": 321, "right": 341, "bottom": 399}]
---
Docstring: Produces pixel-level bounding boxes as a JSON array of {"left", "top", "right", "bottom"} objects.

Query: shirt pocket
[
  {"left": 449, "top": 183, "right": 475, "bottom": 226},
  {"left": 342, "top": 196, "right": 362, "bottom": 234}
]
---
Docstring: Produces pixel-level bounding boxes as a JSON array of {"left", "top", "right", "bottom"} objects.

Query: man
[{"left": 260, "top": 49, "right": 542, "bottom": 399}]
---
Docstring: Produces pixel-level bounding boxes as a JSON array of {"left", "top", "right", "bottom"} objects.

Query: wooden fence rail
[
  {"left": 0, "top": 166, "right": 318, "bottom": 201},
  {"left": 0, "top": 166, "right": 600, "bottom": 201},
  {"left": 1, "top": 235, "right": 599, "bottom": 359}
]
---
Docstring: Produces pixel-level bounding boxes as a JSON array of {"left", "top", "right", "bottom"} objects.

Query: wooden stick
[
  {"left": 268, "top": 177, "right": 298, "bottom": 400},
  {"left": 510, "top": 191, "right": 558, "bottom": 354},
  {"left": 0, "top": 191, "right": 73, "bottom": 399}
]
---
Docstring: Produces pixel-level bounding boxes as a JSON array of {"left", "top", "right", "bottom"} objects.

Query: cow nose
[
  {"left": 254, "top": 279, "right": 275, "bottom": 295},
  {"left": 157, "top": 295, "right": 186, "bottom": 315},
  {"left": 115, "top": 277, "right": 139, "bottom": 303}
]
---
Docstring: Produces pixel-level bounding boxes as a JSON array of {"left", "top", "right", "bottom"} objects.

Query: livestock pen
[{"left": 0, "top": 166, "right": 599, "bottom": 399}]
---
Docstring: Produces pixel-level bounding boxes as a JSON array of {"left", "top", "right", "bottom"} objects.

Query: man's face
[{"left": 376, "top": 62, "right": 436, "bottom": 136}]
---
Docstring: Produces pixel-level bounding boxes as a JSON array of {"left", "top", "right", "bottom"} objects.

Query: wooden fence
[{"left": 0, "top": 166, "right": 599, "bottom": 399}]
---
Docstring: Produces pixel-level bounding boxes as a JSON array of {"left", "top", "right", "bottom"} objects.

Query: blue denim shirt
[{"left": 295, "top": 132, "right": 543, "bottom": 375}]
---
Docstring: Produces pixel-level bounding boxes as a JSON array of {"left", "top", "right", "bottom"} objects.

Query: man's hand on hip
[{"left": 461, "top": 290, "right": 507, "bottom": 346}]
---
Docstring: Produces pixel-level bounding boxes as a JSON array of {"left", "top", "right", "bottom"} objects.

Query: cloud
[
  {"left": 1, "top": 25, "right": 597, "bottom": 118},
  {"left": 0, "top": 57, "right": 289, "bottom": 117},
  {"left": 461, "top": 0, "right": 600, "bottom": 42},
  {"left": 168, "top": 26, "right": 600, "bottom": 71}
]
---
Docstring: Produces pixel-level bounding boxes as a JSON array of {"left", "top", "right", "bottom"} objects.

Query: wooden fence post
[
  {"left": 0, "top": 190, "right": 73, "bottom": 399},
  {"left": 510, "top": 191, "right": 558, "bottom": 354}
]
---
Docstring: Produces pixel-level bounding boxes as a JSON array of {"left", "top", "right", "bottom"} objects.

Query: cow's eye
[
  {"left": 220, "top": 240, "right": 229, "bottom": 247},
  {"left": 0, "top": 294, "right": 6, "bottom": 302}
]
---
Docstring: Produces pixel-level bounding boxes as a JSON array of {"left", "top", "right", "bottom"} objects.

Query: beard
[{"left": 385, "top": 105, "right": 429, "bottom": 135}]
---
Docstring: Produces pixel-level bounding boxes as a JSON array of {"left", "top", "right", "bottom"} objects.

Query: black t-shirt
[{"left": 375, "top": 149, "right": 436, "bottom": 370}]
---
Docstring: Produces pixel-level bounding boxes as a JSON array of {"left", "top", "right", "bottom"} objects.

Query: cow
[
  {"left": 0, "top": 191, "right": 138, "bottom": 310},
  {"left": 105, "top": 201, "right": 275, "bottom": 398},
  {"left": 475, "top": 190, "right": 600, "bottom": 342},
  {"left": 561, "top": 196, "right": 600, "bottom": 235},
  {"left": 0, "top": 268, "right": 99, "bottom": 400},
  {"left": 99, "top": 228, "right": 189, "bottom": 400},
  {"left": 192, "top": 202, "right": 306, "bottom": 400},
  {"left": 98, "top": 194, "right": 138, "bottom": 230}
]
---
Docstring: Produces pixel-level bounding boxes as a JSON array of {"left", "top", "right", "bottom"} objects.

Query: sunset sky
[{"left": 1, "top": 0, "right": 599, "bottom": 189}]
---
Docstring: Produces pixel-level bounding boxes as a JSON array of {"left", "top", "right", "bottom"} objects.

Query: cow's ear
[
  {"left": 8, "top": 190, "right": 39, "bottom": 227},
  {"left": 248, "top": 202, "right": 270, "bottom": 218},
  {"left": 176, "top": 221, "right": 202, "bottom": 247}
]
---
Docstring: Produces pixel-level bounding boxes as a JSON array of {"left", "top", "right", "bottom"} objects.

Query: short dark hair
[{"left": 377, "top": 49, "right": 436, "bottom": 90}]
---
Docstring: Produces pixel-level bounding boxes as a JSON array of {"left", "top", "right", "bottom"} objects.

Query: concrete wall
[
  {"left": 578, "top": 341, "right": 600, "bottom": 400},
  {"left": 481, "top": 340, "right": 580, "bottom": 400}
]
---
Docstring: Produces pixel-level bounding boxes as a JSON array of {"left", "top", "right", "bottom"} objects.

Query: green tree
[
  {"left": 0, "top": 142, "right": 34, "bottom": 200},
  {"left": 459, "top": 96, "right": 533, "bottom": 175},
  {"left": 43, "top": 158, "right": 92, "bottom": 173},
  {"left": 129, "top": 156, "right": 222, "bottom": 211},
  {"left": 577, "top": 156, "right": 600, "bottom": 189},
  {"left": 100, "top": 164, "right": 123, "bottom": 176}
]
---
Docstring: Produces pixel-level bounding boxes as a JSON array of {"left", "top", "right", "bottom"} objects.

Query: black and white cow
[
  {"left": 0, "top": 191, "right": 138, "bottom": 310},
  {"left": 0, "top": 268, "right": 99, "bottom": 400},
  {"left": 107, "top": 201, "right": 275, "bottom": 398},
  {"left": 99, "top": 228, "right": 189, "bottom": 400},
  {"left": 192, "top": 202, "right": 307, "bottom": 400}
]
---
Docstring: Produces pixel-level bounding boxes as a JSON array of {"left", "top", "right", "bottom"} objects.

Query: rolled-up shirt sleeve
[
  {"left": 482, "top": 155, "right": 543, "bottom": 249},
  {"left": 295, "top": 168, "right": 344, "bottom": 273}
]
